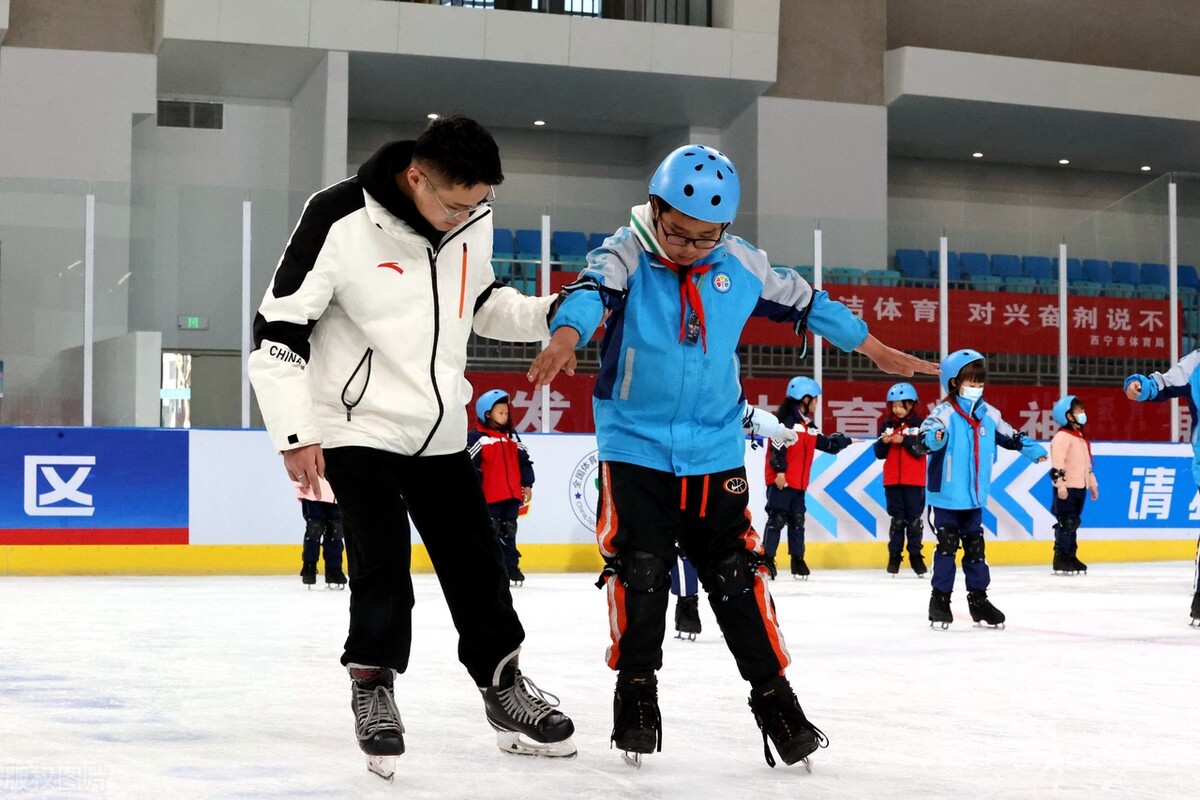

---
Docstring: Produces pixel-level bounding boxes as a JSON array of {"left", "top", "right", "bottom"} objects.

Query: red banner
[{"left": 466, "top": 371, "right": 1184, "bottom": 443}]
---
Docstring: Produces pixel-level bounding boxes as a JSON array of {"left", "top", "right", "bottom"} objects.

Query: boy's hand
[
  {"left": 1035, "top": 456, "right": 1047, "bottom": 464},
  {"left": 1090, "top": 486, "right": 1099, "bottom": 501},
  {"left": 1124, "top": 381, "right": 1141, "bottom": 400},
  {"left": 522, "top": 486, "right": 532, "bottom": 504},
  {"left": 1056, "top": 486, "right": 1068, "bottom": 500},
  {"left": 527, "top": 328, "right": 581, "bottom": 388},
  {"left": 774, "top": 474, "right": 787, "bottom": 490},
  {"left": 934, "top": 429, "right": 944, "bottom": 442},
  {"left": 855, "top": 335, "right": 939, "bottom": 377}
]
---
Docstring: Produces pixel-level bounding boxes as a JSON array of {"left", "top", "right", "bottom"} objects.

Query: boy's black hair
[
  {"left": 942, "top": 358, "right": 987, "bottom": 403},
  {"left": 413, "top": 115, "right": 504, "bottom": 187}
]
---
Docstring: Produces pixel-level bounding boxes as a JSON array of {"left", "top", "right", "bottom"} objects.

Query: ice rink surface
[{"left": 1, "top": 561, "right": 1198, "bottom": 799}]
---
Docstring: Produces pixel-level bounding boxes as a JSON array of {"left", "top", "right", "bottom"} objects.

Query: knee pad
[
  {"left": 787, "top": 513, "right": 806, "bottom": 531},
  {"left": 618, "top": 550, "right": 670, "bottom": 593},
  {"left": 326, "top": 518, "right": 345, "bottom": 542},
  {"left": 304, "top": 518, "right": 325, "bottom": 543},
  {"left": 706, "top": 550, "right": 754, "bottom": 597},
  {"left": 765, "top": 511, "right": 787, "bottom": 532},
  {"left": 889, "top": 517, "right": 906, "bottom": 536},
  {"left": 961, "top": 533, "right": 986, "bottom": 564},
  {"left": 499, "top": 519, "right": 518, "bottom": 539},
  {"left": 935, "top": 527, "right": 960, "bottom": 557},
  {"left": 906, "top": 519, "right": 924, "bottom": 540},
  {"left": 1061, "top": 516, "right": 1080, "bottom": 534}
]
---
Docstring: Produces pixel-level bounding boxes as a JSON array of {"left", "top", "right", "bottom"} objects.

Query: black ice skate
[
  {"left": 612, "top": 671, "right": 662, "bottom": 768},
  {"left": 1190, "top": 592, "right": 1200, "bottom": 627},
  {"left": 481, "top": 649, "right": 576, "bottom": 758},
  {"left": 909, "top": 552, "right": 927, "bottom": 577},
  {"left": 1070, "top": 553, "right": 1088, "bottom": 574},
  {"left": 508, "top": 565, "right": 525, "bottom": 587},
  {"left": 348, "top": 665, "right": 405, "bottom": 781},
  {"left": 928, "top": 589, "right": 952, "bottom": 629},
  {"left": 763, "top": 556, "right": 778, "bottom": 581},
  {"left": 300, "top": 562, "right": 317, "bottom": 588},
  {"left": 325, "top": 564, "right": 347, "bottom": 589},
  {"left": 674, "top": 595, "right": 701, "bottom": 640},
  {"left": 967, "top": 590, "right": 1006, "bottom": 628},
  {"left": 791, "top": 556, "right": 810, "bottom": 580},
  {"left": 748, "top": 676, "right": 828, "bottom": 770},
  {"left": 886, "top": 552, "right": 902, "bottom": 575},
  {"left": 1053, "top": 549, "right": 1080, "bottom": 575}
]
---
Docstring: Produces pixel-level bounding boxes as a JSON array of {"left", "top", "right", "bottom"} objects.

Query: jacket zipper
[{"left": 341, "top": 348, "right": 374, "bottom": 421}]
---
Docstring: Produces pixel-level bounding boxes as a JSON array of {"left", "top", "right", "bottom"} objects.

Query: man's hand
[
  {"left": 527, "top": 328, "right": 581, "bottom": 388},
  {"left": 855, "top": 335, "right": 939, "bottom": 376},
  {"left": 283, "top": 444, "right": 325, "bottom": 499}
]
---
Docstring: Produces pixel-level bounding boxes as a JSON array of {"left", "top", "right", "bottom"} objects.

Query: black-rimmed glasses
[{"left": 421, "top": 170, "right": 496, "bottom": 222}]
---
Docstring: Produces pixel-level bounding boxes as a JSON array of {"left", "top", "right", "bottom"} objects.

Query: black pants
[
  {"left": 597, "top": 461, "right": 790, "bottom": 683},
  {"left": 324, "top": 447, "right": 524, "bottom": 687}
]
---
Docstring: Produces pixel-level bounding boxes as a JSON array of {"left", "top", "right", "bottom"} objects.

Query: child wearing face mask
[
  {"left": 919, "top": 349, "right": 1047, "bottom": 629},
  {"left": 1048, "top": 395, "right": 1097, "bottom": 575}
]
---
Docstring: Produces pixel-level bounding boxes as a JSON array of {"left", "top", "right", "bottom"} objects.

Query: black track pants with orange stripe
[{"left": 597, "top": 461, "right": 791, "bottom": 682}]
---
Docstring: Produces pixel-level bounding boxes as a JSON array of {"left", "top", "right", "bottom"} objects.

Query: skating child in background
[
  {"left": 1125, "top": 353, "right": 1200, "bottom": 625},
  {"left": 468, "top": 389, "right": 534, "bottom": 586},
  {"left": 872, "top": 382, "right": 928, "bottom": 576},
  {"left": 763, "top": 377, "right": 851, "bottom": 580},
  {"left": 527, "top": 143, "right": 937, "bottom": 769},
  {"left": 670, "top": 553, "right": 701, "bottom": 640},
  {"left": 1049, "top": 395, "right": 1098, "bottom": 575},
  {"left": 297, "top": 475, "right": 346, "bottom": 589},
  {"left": 919, "top": 349, "right": 1047, "bottom": 629}
]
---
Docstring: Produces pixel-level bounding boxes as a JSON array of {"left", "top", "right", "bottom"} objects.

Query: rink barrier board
[{"left": 2, "top": 539, "right": 1194, "bottom": 576}]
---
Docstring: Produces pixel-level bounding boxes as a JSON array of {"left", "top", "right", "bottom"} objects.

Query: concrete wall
[
  {"left": 4, "top": 0, "right": 154, "bottom": 53},
  {"left": 770, "top": 0, "right": 884, "bottom": 105},
  {"left": 288, "top": 51, "right": 349, "bottom": 220}
]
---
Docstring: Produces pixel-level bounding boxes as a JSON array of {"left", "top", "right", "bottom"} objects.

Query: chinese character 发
[
  {"left": 511, "top": 390, "right": 571, "bottom": 432},
  {"left": 1128, "top": 466, "right": 1176, "bottom": 520}
]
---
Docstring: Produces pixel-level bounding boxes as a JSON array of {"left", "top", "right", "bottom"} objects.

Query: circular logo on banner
[
  {"left": 569, "top": 449, "right": 601, "bottom": 530},
  {"left": 712, "top": 272, "right": 732, "bottom": 293}
]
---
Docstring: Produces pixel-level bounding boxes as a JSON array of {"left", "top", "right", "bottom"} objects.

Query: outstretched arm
[{"left": 856, "top": 335, "right": 940, "bottom": 377}]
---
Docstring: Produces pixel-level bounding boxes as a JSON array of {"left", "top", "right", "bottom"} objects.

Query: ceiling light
[
  {"left": 1058, "top": 159, "right": 1070, "bottom": 165},
  {"left": 427, "top": 113, "right": 439, "bottom": 120},
  {"left": 1141, "top": 165, "right": 1152, "bottom": 171},
  {"left": 533, "top": 120, "right": 546, "bottom": 126},
  {"left": 972, "top": 152, "right": 983, "bottom": 158}
]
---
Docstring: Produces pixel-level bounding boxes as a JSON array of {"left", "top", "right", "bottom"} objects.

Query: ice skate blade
[
  {"left": 510, "top": 580, "right": 524, "bottom": 588},
  {"left": 622, "top": 751, "right": 644, "bottom": 768},
  {"left": 929, "top": 620, "right": 951, "bottom": 630},
  {"left": 1189, "top": 617, "right": 1199, "bottom": 627},
  {"left": 495, "top": 731, "right": 576, "bottom": 758},
  {"left": 674, "top": 632, "right": 698, "bottom": 641},
  {"left": 366, "top": 755, "right": 395, "bottom": 781},
  {"left": 791, "top": 574, "right": 809, "bottom": 581},
  {"left": 802, "top": 756, "right": 813, "bottom": 774},
  {"left": 972, "top": 621, "right": 1005, "bottom": 630},
  {"left": 326, "top": 584, "right": 346, "bottom": 590}
]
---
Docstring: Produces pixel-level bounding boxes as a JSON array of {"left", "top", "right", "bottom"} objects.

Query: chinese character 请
[{"left": 1128, "top": 466, "right": 1176, "bottom": 520}]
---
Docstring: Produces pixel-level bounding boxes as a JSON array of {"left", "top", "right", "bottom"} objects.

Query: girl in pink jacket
[{"left": 1049, "top": 395, "right": 1098, "bottom": 575}]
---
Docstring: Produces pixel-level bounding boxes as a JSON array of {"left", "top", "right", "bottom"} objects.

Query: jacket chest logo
[
  {"left": 377, "top": 261, "right": 405, "bottom": 275},
  {"left": 712, "top": 272, "right": 731, "bottom": 293}
]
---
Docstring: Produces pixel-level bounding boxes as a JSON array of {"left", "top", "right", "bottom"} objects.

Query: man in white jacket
[{"left": 249, "top": 116, "right": 576, "bottom": 778}]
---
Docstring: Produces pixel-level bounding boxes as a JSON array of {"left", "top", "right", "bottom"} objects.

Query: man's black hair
[{"left": 413, "top": 115, "right": 504, "bottom": 187}]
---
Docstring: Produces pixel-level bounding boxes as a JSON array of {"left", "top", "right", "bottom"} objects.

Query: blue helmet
[
  {"left": 886, "top": 382, "right": 918, "bottom": 403},
  {"left": 1052, "top": 395, "right": 1079, "bottom": 427},
  {"left": 786, "top": 376, "right": 821, "bottom": 400},
  {"left": 648, "top": 144, "right": 740, "bottom": 224},
  {"left": 475, "top": 389, "right": 509, "bottom": 423},
  {"left": 939, "top": 349, "right": 985, "bottom": 394}
]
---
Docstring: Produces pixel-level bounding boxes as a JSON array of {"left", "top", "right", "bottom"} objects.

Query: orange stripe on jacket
[
  {"left": 605, "top": 575, "right": 627, "bottom": 670},
  {"left": 738, "top": 507, "right": 763, "bottom": 554},
  {"left": 753, "top": 572, "right": 791, "bottom": 673},
  {"left": 596, "top": 463, "right": 619, "bottom": 559}
]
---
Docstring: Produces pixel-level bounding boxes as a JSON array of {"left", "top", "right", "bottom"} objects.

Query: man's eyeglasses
[
  {"left": 654, "top": 216, "right": 725, "bottom": 250},
  {"left": 421, "top": 170, "right": 495, "bottom": 222}
]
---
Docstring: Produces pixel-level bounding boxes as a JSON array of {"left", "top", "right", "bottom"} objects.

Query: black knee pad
[
  {"left": 304, "top": 518, "right": 325, "bottom": 543},
  {"left": 961, "top": 533, "right": 986, "bottom": 564},
  {"left": 787, "top": 513, "right": 806, "bottom": 532},
  {"left": 935, "top": 526, "right": 960, "bottom": 557},
  {"left": 618, "top": 550, "right": 670, "bottom": 593},
  {"left": 906, "top": 519, "right": 924, "bottom": 540},
  {"left": 499, "top": 519, "right": 518, "bottom": 539},
  {"left": 765, "top": 511, "right": 787, "bottom": 532},
  {"left": 705, "top": 550, "right": 754, "bottom": 596},
  {"left": 1060, "top": 516, "right": 1080, "bottom": 534},
  {"left": 326, "top": 518, "right": 345, "bottom": 542},
  {"left": 889, "top": 517, "right": 906, "bottom": 536}
]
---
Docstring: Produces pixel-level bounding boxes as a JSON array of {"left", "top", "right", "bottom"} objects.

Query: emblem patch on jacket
[{"left": 712, "top": 272, "right": 731, "bottom": 293}]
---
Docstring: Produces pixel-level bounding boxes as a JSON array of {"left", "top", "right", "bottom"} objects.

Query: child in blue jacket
[
  {"left": 920, "top": 349, "right": 1047, "bottom": 628},
  {"left": 526, "top": 144, "right": 938, "bottom": 769},
  {"left": 1125, "top": 351, "right": 1200, "bottom": 625}
]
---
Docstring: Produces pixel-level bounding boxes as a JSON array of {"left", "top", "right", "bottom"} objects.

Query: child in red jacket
[
  {"left": 872, "top": 382, "right": 928, "bottom": 576},
  {"left": 468, "top": 389, "right": 535, "bottom": 586},
  {"left": 763, "top": 376, "right": 851, "bottom": 580}
]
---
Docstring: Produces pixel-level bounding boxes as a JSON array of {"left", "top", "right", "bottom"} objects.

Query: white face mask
[
  {"left": 960, "top": 385, "right": 984, "bottom": 401},
  {"left": 1074, "top": 412, "right": 1088, "bottom": 426}
]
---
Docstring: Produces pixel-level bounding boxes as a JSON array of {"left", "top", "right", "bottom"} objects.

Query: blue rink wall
[{"left": 0, "top": 427, "right": 1196, "bottom": 575}]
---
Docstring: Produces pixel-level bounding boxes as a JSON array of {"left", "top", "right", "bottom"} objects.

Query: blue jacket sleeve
[
  {"left": 517, "top": 439, "right": 535, "bottom": 487},
  {"left": 806, "top": 291, "right": 870, "bottom": 353}
]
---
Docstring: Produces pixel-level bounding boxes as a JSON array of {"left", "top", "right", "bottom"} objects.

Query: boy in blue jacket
[
  {"left": 1125, "top": 351, "right": 1200, "bottom": 625},
  {"left": 527, "top": 144, "right": 937, "bottom": 769},
  {"left": 920, "top": 349, "right": 1047, "bottom": 629}
]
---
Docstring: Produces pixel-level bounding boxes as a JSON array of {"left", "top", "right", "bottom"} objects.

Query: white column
[
  {"left": 83, "top": 194, "right": 95, "bottom": 427},
  {"left": 938, "top": 235, "right": 949, "bottom": 361},
  {"left": 1059, "top": 242, "right": 1069, "bottom": 398},
  {"left": 540, "top": 214, "right": 552, "bottom": 432},
  {"left": 241, "top": 200, "right": 252, "bottom": 429},
  {"left": 1169, "top": 180, "right": 1180, "bottom": 441},
  {"left": 813, "top": 226, "right": 823, "bottom": 429}
]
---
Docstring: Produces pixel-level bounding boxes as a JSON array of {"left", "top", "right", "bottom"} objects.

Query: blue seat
[
  {"left": 551, "top": 230, "right": 589, "bottom": 268},
  {"left": 1180, "top": 264, "right": 1199, "bottom": 290},
  {"left": 958, "top": 252, "right": 989, "bottom": 279},
  {"left": 990, "top": 254, "right": 1022, "bottom": 278},
  {"left": 895, "top": 249, "right": 931, "bottom": 280},
  {"left": 826, "top": 267, "right": 866, "bottom": 285},
  {"left": 970, "top": 275, "right": 1003, "bottom": 292},
  {"left": 1082, "top": 259, "right": 1111, "bottom": 283},
  {"left": 1056, "top": 257, "right": 1084, "bottom": 282},
  {"left": 1005, "top": 276, "right": 1038, "bottom": 293},
  {"left": 588, "top": 232, "right": 610, "bottom": 251},
  {"left": 1071, "top": 281, "right": 1104, "bottom": 297},
  {"left": 1141, "top": 262, "right": 1170, "bottom": 287},
  {"left": 1111, "top": 261, "right": 1140, "bottom": 286},
  {"left": 866, "top": 269, "right": 902, "bottom": 287},
  {"left": 1022, "top": 256, "right": 1054, "bottom": 281},
  {"left": 795, "top": 265, "right": 815, "bottom": 282},
  {"left": 493, "top": 228, "right": 515, "bottom": 258},
  {"left": 1036, "top": 277, "right": 1061, "bottom": 294},
  {"left": 926, "top": 250, "right": 963, "bottom": 279},
  {"left": 1137, "top": 284, "right": 1169, "bottom": 300},
  {"left": 514, "top": 229, "right": 542, "bottom": 258}
]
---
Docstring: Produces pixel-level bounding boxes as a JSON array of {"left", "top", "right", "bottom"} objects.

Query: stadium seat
[
  {"left": 1071, "top": 281, "right": 1104, "bottom": 297},
  {"left": 1005, "top": 276, "right": 1038, "bottom": 293},
  {"left": 1022, "top": 256, "right": 1054, "bottom": 281},
  {"left": 990, "top": 254, "right": 1022, "bottom": 278},
  {"left": 926, "top": 250, "right": 962, "bottom": 278},
  {"left": 1036, "top": 278, "right": 1061, "bottom": 294},
  {"left": 895, "top": 249, "right": 931, "bottom": 280},
  {"left": 551, "top": 230, "right": 589, "bottom": 267},
  {"left": 1137, "top": 284, "right": 1169, "bottom": 300},
  {"left": 1056, "top": 257, "right": 1085, "bottom": 283},
  {"left": 1111, "top": 260, "right": 1142, "bottom": 285},
  {"left": 493, "top": 228, "right": 515, "bottom": 258},
  {"left": 970, "top": 275, "right": 1003, "bottom": 292},
  {"left": 1140, "top": 262, "right": 1170, "bottom": 287},
  {"left": 1082, "top": 259, "right": 1111, "bottom": 283},
  {"left": 958, "top": 252, "right": 989, "bottom": 278},
  {"left": 1180, "top": 264, "right": 1199, "bottom": 290},
  {"left": 588, "top": 232, "right": 609, "bottom": 251},
  {"left": 865, "top": 269, "right": 902, "bottom": 287},
  {"left": 795, "top": 265, "right": 815, "bottom": 283},
  {"left": 514, "top": 229, "right": 542, "bottom": 257},
  {"left": 825, "top": 267, "right": 866, "bottom": 285}
]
